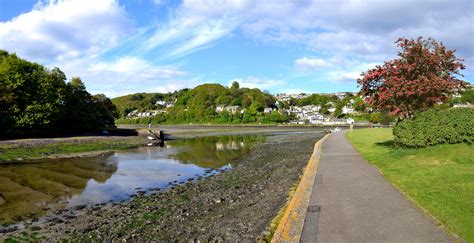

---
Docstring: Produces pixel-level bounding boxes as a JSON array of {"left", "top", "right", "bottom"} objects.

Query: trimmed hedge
[{"left": 393, "top": 108, "right": 474, "bottom": 147}]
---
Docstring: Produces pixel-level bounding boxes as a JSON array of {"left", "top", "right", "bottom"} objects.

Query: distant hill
[{"left": 114, "top": 82, "right": 288, "bottom": 124}]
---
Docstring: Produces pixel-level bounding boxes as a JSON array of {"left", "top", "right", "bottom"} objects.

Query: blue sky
[{"left": 0, "top": 0, "right": 473, "bottom": 97}]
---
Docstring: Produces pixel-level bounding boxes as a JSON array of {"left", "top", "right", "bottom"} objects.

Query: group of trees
[{"left": 0, "top": 50, "right": 118, "bottom": 137}]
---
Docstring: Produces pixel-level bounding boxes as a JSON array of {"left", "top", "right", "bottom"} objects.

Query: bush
[{"left": 393, "top": 108, "right": 474, "bottom": 147}]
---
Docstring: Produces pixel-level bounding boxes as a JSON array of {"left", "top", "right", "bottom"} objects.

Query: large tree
[{"left": 358, "top": 37, "right": 467, "bottom": 119}]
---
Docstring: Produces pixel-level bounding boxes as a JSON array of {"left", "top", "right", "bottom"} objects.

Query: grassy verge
[
  {"left": 346, "top": 128, "right": 473, "bottom": 242},
  {"left": 0, "top": 140, "right": 139, "bottom": 162}
]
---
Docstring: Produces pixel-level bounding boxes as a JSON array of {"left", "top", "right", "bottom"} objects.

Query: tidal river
[{"left": 0, "top": 134, "right": 266, "bottom": 225}]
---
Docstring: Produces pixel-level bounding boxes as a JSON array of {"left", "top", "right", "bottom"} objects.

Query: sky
[{"left": 0, "top": 0, "right": 473, "bottom": 97}]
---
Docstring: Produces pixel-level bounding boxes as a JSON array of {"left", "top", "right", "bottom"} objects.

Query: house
[
  {"left": 275, "top": 101, "right": 281, "bottom": 109},
  {"left": 342, "top": 105, "right": 355, "bottom": 114},
  {"left": 453, "top": 103, "right": 474, "bottom": 108},
  {"left": 263, "top": 107, "right": 273, "bottom": 113},
  {"left": 215, "top": 105, "right": 225, "bottom": 113},
  {"left": 155, "top": 100, "right": 166, "bottom": 106},
  {"left": 225, "top": 106, "right": 240, "bottom": 114},
  {"left": 309, "top": 114, "right": 325, "bottom": 124},
  {"left": 165, "top": 101, "right": 175, "bottom": 108}
]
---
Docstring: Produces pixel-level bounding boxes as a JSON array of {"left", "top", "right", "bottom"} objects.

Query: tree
[
  {"left": 358, "top": 37, "right": 467, "bottom": 119},
  {"left": 353, "top": 96, "right": 366, "bottom": 112},
  {"left": 231, "top": 81, "right": 240, "bottom": 89}
]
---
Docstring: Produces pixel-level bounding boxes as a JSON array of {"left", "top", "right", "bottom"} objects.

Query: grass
[
  {"left": 346, "top": 128, "right": 474, "bottom": 242},
  {"left": 0, "top": 140, "right": 138, "bottom": 162}
]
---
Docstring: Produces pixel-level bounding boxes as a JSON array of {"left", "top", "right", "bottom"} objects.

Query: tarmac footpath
[
  {"left": 273, "top": 131, "right": 454, "bottom": 242},
  {"left": 300, "top": 131, "right": 453, "bottom": 242}
]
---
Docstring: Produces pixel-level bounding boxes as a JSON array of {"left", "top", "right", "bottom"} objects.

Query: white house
[
  {"left": 155, "top": 100, "right": 166, "bottom": 106},
  {"left": 215, "top": 105, "right": 225, "bottom": 113},
  {"left": 165, "top": 101, "right": 175, "bottom": 108},
  {"left": 342, "top": 105, "right": 355, "bottom": 114},
  {"left": 264, "top": 107, "right": 273, "bottom": 113},
  {"left": 309, "top": 114, "right": 325, "bottom": 124},
  {"left": 225, "top": 106, "right": 240, "bottom": 114}
]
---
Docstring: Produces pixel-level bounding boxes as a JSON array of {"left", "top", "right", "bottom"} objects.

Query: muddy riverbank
[{"left": 2, "top": 132, "right": 323, "bottom": 241}]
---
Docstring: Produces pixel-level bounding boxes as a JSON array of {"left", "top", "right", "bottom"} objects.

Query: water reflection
[
  {"left": 0, "top": 134, "right": 265, "bottom": 224},
  {"left": 168, "top": 135, "right": 265, "bottom": 169}
]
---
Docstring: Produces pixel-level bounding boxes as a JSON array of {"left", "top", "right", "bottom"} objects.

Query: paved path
[{"left": 301, "top": 131, "right": 453, "bottom": 243}]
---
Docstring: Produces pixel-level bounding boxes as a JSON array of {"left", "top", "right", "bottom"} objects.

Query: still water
[{"left": 0, "top": 134, "right": 265, "bottom": 224}]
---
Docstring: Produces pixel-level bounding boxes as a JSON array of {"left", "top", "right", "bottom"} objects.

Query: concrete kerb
[{"left": 272, "top": 133, "right": 331, "bottom": 242}]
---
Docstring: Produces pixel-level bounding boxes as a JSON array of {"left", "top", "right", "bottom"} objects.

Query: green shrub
[{"left": 393, "top": 108, "right": 474, "bottom": 147}]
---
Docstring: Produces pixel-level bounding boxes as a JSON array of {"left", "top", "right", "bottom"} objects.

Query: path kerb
[{"left": 272, "top": 133, "right": 330, "bottom": 242}]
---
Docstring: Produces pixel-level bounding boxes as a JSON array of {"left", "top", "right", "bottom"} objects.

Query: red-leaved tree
[{"left": 358, "top": 37, "right": 467, "bottom": 119}]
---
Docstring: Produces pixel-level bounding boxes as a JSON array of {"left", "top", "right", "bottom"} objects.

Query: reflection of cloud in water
[{"left": 68, "top": 158, "right": 206, "bottom": 206}]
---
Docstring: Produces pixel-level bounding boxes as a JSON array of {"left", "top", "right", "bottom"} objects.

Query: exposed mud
[{"left": 2, "top": 132, "right": 323, "bottom": 241}]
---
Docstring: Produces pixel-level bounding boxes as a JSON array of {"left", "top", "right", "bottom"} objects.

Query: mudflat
[{"left": 2, "top": 131, "right": 323, "bottom": 241}]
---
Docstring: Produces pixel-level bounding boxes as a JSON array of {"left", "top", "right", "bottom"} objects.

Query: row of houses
[
  {"left": 275, "top": 93, "right": 310, "bottom": 102},
  {"left": 155, "top": 100, "right": 175, "bottom": 108},
  {"left": 127, "top": 109, "right": 166, "bottom": 118}
]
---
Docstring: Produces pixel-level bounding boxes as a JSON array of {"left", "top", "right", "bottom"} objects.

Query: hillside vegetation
[{"left": 114, "top": 82, "right": 290, "bottom": 124}]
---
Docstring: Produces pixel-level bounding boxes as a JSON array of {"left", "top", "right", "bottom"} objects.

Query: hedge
[{"left": 393, "top": 108, "right": 474, "bottom": 147}]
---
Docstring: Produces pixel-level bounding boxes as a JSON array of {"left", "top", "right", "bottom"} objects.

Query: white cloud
[
  {"left": 229, "top": 76, "right": 285, "bottom": 90},
  {"left": 295, "top": 57, "right": 332, "bottom": 71},
  {"left": 325, "top": 62, "right": 377, "bottom": 83},
  {"left": 0, "top": 0, "right": 133, "bottom": 62}
]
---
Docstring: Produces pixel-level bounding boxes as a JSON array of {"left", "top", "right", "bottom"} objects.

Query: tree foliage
[
  {"left": 0, "top": 50, "right": 118, "bottom": 137},
  {"left": 358, "top": 37, "right": 467, "bottom": 119}
]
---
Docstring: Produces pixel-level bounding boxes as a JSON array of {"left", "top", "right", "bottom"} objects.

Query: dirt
[{"left": 2, "top": 132, "right": 323, "bottom": 241}]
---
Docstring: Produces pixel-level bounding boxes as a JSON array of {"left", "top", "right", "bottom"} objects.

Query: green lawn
[{"left": 347, "top": 128, "right": 474, "bottom": 242}]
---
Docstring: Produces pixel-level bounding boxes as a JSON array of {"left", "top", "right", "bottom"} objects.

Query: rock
[
  {"left": 31, "top": 225, "right": 42, "bottom": 231},
  {"left": 213, "top": 198, "right": 224, "bottom": 203},
  {"left": 74, "top": 205, "right": 86, "bottom": 210}
]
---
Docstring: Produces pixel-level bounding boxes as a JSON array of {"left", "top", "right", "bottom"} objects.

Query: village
[{"left": 125, "top": 92, "right": 360, "bottom": 125}]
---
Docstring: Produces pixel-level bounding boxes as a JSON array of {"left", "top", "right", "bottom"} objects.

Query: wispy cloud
[{"left": 295, "top": 57, "right": 332, "bottom": 71}]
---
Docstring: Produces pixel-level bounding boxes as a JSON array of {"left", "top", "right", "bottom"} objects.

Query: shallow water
[{"left": 0, "top": 134, "right": 265, "bottom": 224}]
